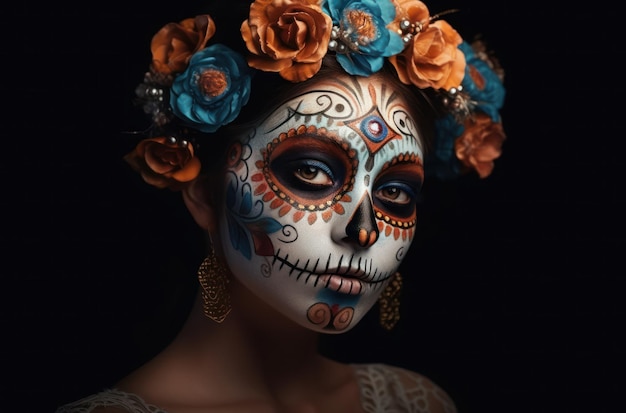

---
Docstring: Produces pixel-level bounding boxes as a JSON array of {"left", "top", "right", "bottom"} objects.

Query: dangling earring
[
  {"left": 378, "top": 272, "right": 402, "bottom": 330},
  {"left": 197, "top": 245, "right": 231, "bottom": 323}
]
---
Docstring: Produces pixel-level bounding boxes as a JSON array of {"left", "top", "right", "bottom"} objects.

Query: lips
[{"left": 318, "top": 274, "right": 364, "bottom": 295}]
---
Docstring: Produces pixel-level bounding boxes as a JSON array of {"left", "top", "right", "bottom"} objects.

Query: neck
[
  {"left": 117, "top": 278, "right": 359, "bottom": 410},
  {"left": 169, "top": 280, "right": 326, "bottom": 381}
]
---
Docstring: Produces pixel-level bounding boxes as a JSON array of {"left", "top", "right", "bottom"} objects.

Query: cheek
[
  {"left": 372, "top": 187, "right": 418, "bottom": 244},
  {"left": 219, "top": 141, "right": 284, "bottom": 260},
  {"left": 377, "top": 218, "right": 416, "bottom": 245}
]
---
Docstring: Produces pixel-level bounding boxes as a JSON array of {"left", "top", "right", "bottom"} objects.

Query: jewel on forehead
[
  {"left": 345, "top": 107, "right": 400, "bottom": 155},
  {"left": 363, "top": 115, "right": 386, "bottom": 142}
]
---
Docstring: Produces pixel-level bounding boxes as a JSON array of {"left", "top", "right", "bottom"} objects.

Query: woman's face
[{"left": 218, "top": 71, "right": 425, "bottom": 333}]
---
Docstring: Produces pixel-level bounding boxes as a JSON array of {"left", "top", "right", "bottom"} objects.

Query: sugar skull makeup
[{"left": 218, "top": 72, "right": 425, "bottom": 333}]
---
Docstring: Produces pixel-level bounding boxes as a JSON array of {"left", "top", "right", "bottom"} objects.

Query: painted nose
[{"left": 345, "top": 192, "right": 379, "bottom": 247}]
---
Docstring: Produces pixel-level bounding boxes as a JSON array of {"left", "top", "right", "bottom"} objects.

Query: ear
[{"left": 182, "top": 175, "right": 218, "bottom": 232}]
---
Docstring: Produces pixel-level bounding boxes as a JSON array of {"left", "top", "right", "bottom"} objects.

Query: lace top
[{"left": 56, "top": 363, "right": 456, "bottom": 413}]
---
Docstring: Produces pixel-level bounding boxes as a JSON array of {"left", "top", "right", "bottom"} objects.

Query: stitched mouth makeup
[{"left": 273, "top": 250, "right": 390, "bottom": 295}]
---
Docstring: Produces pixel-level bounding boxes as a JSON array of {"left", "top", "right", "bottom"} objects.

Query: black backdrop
[{"left": 2, "top": 1, "right": 624, "bottom": 412}]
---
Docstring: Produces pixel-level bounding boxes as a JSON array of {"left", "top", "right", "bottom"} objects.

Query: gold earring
[
  {"left": 378, "top": 272, "right": 402, "bottom": 331},
  {"left": 197, "top": 246, "right": 231, "bottom": 323}
]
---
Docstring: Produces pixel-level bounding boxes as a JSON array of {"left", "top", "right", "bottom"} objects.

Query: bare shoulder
[{"left": 354, "top": 363, "right": 457, "bottom": 413}]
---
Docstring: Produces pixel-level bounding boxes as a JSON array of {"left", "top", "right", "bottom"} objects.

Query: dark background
[{"left": 2, "top": 1, "right": 623, "bottom": 412}]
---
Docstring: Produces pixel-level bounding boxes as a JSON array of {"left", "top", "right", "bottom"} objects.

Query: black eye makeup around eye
[
  {"left": 281, "top": 158, "right": 337, "bottom": 190},
  {"left": 375, "top": 179, "right": 420, "bottom": 207},
  {"left": 373, "top": 190, "right": 416, "bottom": 218},
  {"left": 372, "top": 174, "right": 422, "bottom": 218},
  {"left": 270, "top": 149, "right": 348, "bottom": 195},
  {"left": 262, "top": 126, "right": 358, "bottom": 209},
  {"left": 297, "top": 159, "right": 335, "bottom": 181},
  {"left": 379, "top": 181, "right": 419, "bottom": 197}
]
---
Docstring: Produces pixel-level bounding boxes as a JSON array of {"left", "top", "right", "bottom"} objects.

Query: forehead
[{"left": 257, "top": 72, "right": 425, "bottom": 157}]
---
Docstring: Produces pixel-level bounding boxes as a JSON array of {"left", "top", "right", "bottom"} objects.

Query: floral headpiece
[{"left": 125, "top": 0, "right": 506, "bottom": 190}]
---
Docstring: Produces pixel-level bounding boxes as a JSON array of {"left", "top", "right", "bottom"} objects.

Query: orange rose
[
  {"left": 241, "top": 0, "right": 332, "bottom": 82},
  {"left": 124, "top": 137, "right": 202, "bottom": 190},
  {"left": 150, "top": 15, "right": 216, "bottom": 76},
  {"left": 454, "top": 113, "right": 506, "bottom": 178},
  {"left": 390, "top": 0, "right": 430, "bottom": 32},
  {"left": 389, "top": 18, "right": 465, "bottom": 90}
]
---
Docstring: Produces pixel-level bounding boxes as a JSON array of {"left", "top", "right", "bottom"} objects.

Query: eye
[
  {"left": 294, "top": 159, "right": 334, "bottom": 188},
  {"left": 373, "top": 177, "right": 421, "bottom": 219},
  {"left": 376, "top": 184, "right": 413, "bottom": 205},
  {"left": 372, "top": 159, "right": 423, "bottom": 220},
  {"left": 266, "top": 133, "right": 354, "bottom": 204},
  {"left": 275, "top": 157, "right": 339, "bottom": 193},
  {"left": 375, "top": 181, "right": 417, "bottom": 209}
]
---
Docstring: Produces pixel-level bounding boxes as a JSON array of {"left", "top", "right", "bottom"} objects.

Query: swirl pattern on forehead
[
  {"left": 339, "top": 80, "right": 422, "bottom": 156},
  {"left": 258, "top": 76, "right": 422, "bottom": 156},
  {"left": 262, "top": 89, "right": 356, "bottom": 134}
]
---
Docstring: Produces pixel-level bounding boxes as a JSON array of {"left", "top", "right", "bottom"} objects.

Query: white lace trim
[
  {"left": 55, "top": 388, "right": 165, "bottom": 413},
  {"left": 353, "top": 363, "right": 457, "bottom": 413},
  {"left": 55, "top": 363, "right": 456, "bottom": 413}
]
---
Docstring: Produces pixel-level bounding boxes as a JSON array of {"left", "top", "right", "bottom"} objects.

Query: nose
[{"left": 345, "top": 191, "right": 379, "bottom": 247}]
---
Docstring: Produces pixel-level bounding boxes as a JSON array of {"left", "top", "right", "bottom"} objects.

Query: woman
[{"left": 56, "top": 0, "right": 506, "bottom": 411}]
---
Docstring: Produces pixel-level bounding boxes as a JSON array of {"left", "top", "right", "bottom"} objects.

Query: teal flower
[
  {"left": 170, "top": 44, "right": 252, "bottom": 133},
  {"left": 459, "top": 41, "right": 506, "bottom": 122},
  {"left": 427, "top": 40, "right": 507, "bottom": 180},
  {"left": 428, "top": 114, "right": 465, "bottom": 180},
  {"left": 323, "top": 0, "right": 404, "bottom": 76}
]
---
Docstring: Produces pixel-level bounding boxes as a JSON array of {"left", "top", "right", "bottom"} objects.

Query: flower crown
[{"left": 125, "top": 0, "right": 506, "bottom": 190}]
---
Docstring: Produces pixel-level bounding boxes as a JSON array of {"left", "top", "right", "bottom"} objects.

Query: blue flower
[
  {"left": 459, "top": 41, "right": 506, "bottom": 122},
  {"left": 323, "top": 0, "right": 404, "bottom": 76},
  {"left": 170, "top": 44, "right": 252, "bottom": 133},
  {"left": 427, "top": 114, "right": 465, "bottom": 180}
]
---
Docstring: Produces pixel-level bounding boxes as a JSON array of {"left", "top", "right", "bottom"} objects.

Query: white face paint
[{"left": 218, "top": 72, "right": 425, "bottom": 333}]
